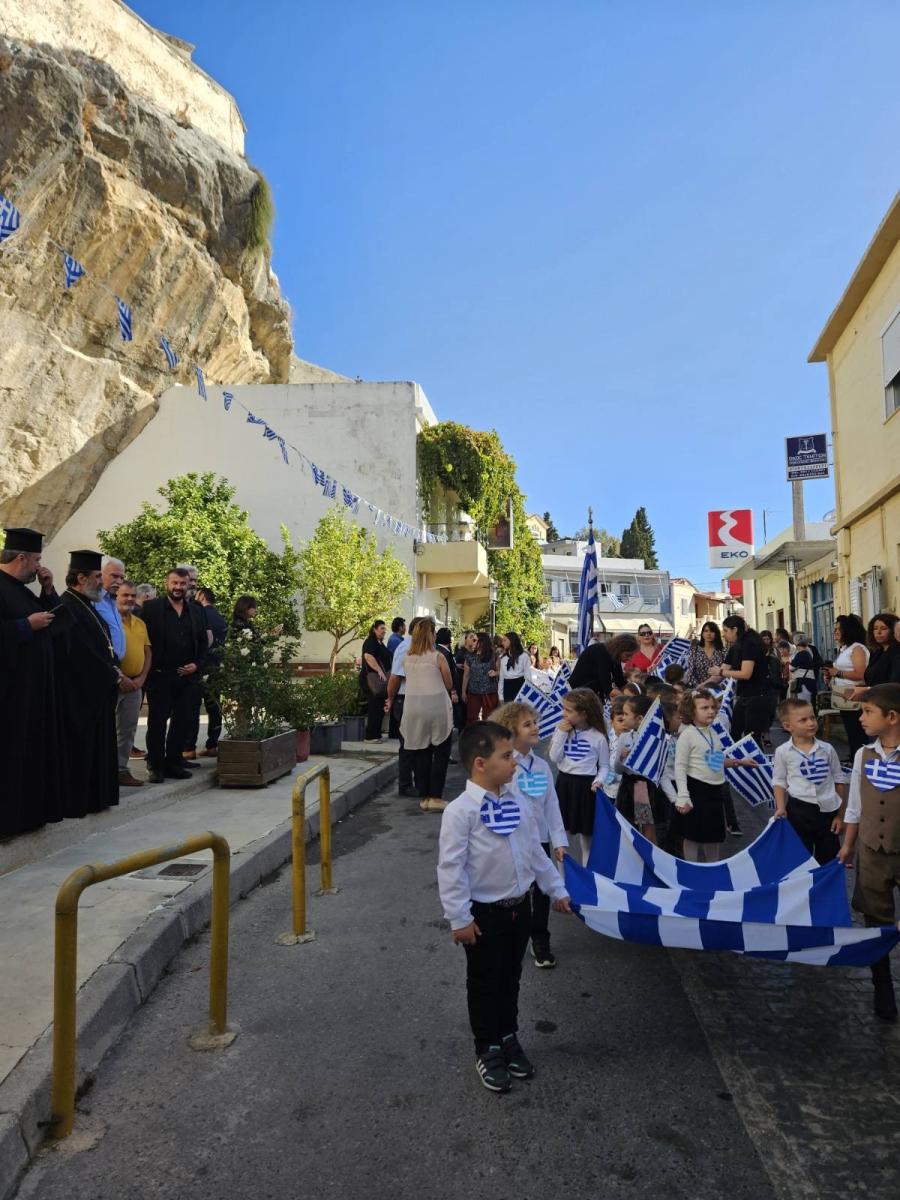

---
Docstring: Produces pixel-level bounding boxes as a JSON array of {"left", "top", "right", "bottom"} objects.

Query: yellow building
[{"left": 809, "top": 190, "right": 900, "bottom": 617}]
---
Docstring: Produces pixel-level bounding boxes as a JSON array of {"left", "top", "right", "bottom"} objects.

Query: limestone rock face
[{"left": 0, "top": 36, "right": 294, "bottom": 536}]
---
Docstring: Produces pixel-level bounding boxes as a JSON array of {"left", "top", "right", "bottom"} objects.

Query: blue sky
[{"left": 135, "top": 0, "right": 899, "bottom": 588}]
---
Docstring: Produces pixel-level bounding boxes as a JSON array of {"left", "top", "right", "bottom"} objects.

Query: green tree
[
  {"left": 620, "top": 507, "right": 659, "bottom": 568},
  {"left": 98, "top": 473, "right": 302, "bottom": 632},
  {"left": 573, "top": 525, "right": 621, "bottom": 557},
  {"left": 298, "top": 508, "right": 412, "bottom": 673},
  {"left": 542, "top": 511, "right": 560, "bottom": 542}
]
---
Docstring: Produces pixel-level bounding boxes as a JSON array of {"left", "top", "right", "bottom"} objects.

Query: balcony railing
[{"left": 425, "top": 521, "right": 483, "bottom": 544}]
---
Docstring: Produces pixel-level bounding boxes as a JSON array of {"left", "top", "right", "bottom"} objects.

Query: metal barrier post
[
  {"left": 276, "top": 764, "right": 340, "bottom": 946},
  {"left": 50, "top": 832, "right": 234, "bottom": 1140}
]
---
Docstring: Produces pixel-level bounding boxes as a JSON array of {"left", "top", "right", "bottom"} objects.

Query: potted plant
[
  {"left": 281, "top": 678, "right": 317, "bottom": 763},
  {"left": 305, "top": 674, "right": 346, "bottom": 755},
  {"left": 215, "top": 627, "right": 299, "bottom": 787},
  {"left": 335, "top": 668, "right": 366, "bottom": 742}
]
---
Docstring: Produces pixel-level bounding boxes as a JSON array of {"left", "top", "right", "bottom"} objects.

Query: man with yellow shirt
[{"left": 116, "top": 580, "right": 152, "bottom": 787}]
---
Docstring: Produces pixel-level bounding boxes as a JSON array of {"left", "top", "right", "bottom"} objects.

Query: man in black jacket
[{"left": 140, "top": 568, "right": 207, "bottom": 782}]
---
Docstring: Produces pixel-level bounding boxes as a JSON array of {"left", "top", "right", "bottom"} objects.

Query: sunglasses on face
[{"left": 639, "top": 629, "right": 652, "bottom": 636}]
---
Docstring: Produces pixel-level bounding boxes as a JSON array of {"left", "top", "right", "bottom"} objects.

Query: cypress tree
[{"left": 620, "top": 507, "right": 658, "bottom": 568}]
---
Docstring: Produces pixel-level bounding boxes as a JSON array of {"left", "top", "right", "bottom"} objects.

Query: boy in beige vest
[{"left": 839, "top": 683, "right": 900, "bottom": 1021}]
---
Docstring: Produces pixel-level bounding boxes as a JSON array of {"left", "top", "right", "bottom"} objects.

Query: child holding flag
[
  {"left": 549, "top": 688, "right": 610, "bottom": 866},
  {"left": 772, "top": 697, "right": 846, "bottom": 865},
  {"left": 495, "top": 701, "right": 567, "bottom": 968}
]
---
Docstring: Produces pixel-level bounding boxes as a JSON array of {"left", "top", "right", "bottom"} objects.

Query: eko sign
[
  {"left": 785, "top": 434, "right": 829, "bottom": 481},
  {"left": 708, "top": 509, "right": 754, "bottom": 569}
]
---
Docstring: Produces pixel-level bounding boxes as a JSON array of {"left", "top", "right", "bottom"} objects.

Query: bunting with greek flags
[
  {"left": 62, "top": 253, "right": 86, "bottom": 289},
  {"left": 726, "top": 735, "right": 775, "bottom": 808},
  {"left": 565, "top": 791, "right": 900, "bottom": 967},
  {"left": 517, "top": 682, "right": 565, "bottom": 740},
  {"left": 222, "top": 391, "right": 234, "bottom": 412},
  {"left": 0, "top": 194, "right": 21, "bottom": 241},
  {"left": 576, "top": 529, "right": 599, "bottom": 653},
  {"left": 159, "top": 336, "right": 179, "bottom": 370},
  {"left": 195, "top": 366, "right": 207, "bottom": 400},
  {"left": 652, "top": 637, "right": 692, "bottom": 678},
  {"left": 623, "top": 698, "right": 668, "bottom": 785},
  {"left": 116, "top": 297, "right": 133, "bottom": 342},
  {"left": 342, "top": 488, "right": 360, "bottom": 515},
  {"left": 607, "top": 591, "right": 624, "bottom": 610}
]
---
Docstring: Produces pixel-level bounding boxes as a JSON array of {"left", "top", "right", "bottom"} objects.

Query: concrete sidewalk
[{"left": 0, "top": 737, "right": 398, "bottom": 1196}]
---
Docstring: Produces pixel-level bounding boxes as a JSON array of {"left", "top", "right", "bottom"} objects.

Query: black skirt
[
  {"left": 556, "top": 771, "right": 596, "bottom": 837},
  {"left": 616, "top": 772, "right": 665, "bottom": 828},
  {"left": 672, "top": 776, "right": 727, "bottom": 844}
]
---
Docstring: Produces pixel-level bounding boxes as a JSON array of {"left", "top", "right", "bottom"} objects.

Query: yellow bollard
[
  {"left": 276, "top": 764, "right": 340, "bottom": 946},
  {"left": 50, "top": 832, "right": 235, "bottom": 1140}
]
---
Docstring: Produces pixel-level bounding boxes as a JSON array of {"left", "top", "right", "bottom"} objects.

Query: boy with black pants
[
  {"left": 839, "top": 684, "right": 900, "bottom": 1021},
  {"left": 438, "top": 722, "right": 572, "bottom": 1092},
  {"left": 772, "top": 697, "right": 847, "bottom": 864}
]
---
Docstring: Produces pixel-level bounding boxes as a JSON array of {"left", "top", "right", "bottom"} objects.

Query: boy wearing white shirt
[
  {"left": 838, "top": 684, "right": 900, "bottom": 1022},
  {"left": 772, "top": 698, "right": 847, "bottom": 865},
  {"left": 438, "top": 721, "right": 572, "bottom": 1093}
]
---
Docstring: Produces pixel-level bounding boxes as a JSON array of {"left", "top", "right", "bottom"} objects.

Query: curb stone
[{"left": 0, "top": 756, "right": 398, "bottom": 1200}]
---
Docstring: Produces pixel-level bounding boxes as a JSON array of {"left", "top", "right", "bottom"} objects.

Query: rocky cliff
[{"left": 0, "top": 34, "right": 295, "bottom": 536}]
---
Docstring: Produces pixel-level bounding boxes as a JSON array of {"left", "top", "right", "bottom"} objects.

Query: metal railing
[
  {"left": 50, "top": 832, "right": 233, "bottom": 1140},
  {"left": 275, "top": 764, "right": 339, "bottom": 946}
]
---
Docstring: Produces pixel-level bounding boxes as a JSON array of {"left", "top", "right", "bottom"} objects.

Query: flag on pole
[
  {"left": 623, "top": 698, "right": 668, "bottom": 785},
  {"left": 0, "top": 194, "right": 22, "bottom": 241},
  {"left": 115, "top": 298, "right": 133, "bottom": 342},
  {"left": 567, "top": 791, "right": 900, "bottom": 967},
  {"left": 159, "top": 336, "right": 179, "bottom": 369},
  {"left": 652, "top": 637, "right": 692, "bottom": 678},
  {"left": 717, "top": 678, "right": 736, "bottom": 730},
  {"left": 549, "top": 660, "right": 573, "bottom": 702},
  {"left": 576, "top": 528, "right": 599, "bottom": 653},
  {"left": 62, "top": 253, "right": 86, "bottom": 289}
]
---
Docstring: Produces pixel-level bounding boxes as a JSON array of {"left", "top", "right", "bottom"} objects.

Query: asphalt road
[{"left": 17, "top": 756, "right": 776, "bottom": 1200}]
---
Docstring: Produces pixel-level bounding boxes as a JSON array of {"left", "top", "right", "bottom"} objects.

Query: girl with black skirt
[
  {"left": 672, "top": 690, "right": 730, "bottom": 863},
  {"left": 549, "top": 687, "right": 609, "bottom": 866}
]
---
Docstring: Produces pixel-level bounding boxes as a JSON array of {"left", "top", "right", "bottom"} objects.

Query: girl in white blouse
[
  {"left": 673, "top": 690, "right": 732, "bottom": 863},
  {"left": 549, "top": 688, "right": 610, "bottom": 865},
  {"left": 498, "top": 631, "right": 532, "bottom": 702}
]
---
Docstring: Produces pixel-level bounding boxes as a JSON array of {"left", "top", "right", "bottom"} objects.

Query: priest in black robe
[
  {"left": 0, "top": 527, "right": 64, "bottom": 838},
  {"left": 55, "top": 550, "right": 121, "bottom": 818}
]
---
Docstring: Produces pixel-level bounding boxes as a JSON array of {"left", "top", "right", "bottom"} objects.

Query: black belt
[{"left": 475, "top": 894, "right": 529, "bottom": 909}]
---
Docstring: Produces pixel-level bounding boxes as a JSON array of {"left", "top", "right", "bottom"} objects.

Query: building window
[
  {"left": 883, "top": 313, "right": 900, "bottom": 418},
  {"left": 886, "top": 369, "right": 900, "bottom": 419},
  {"left": 599, "top": 582, "right": 610, "bottom": 596},
  {"left": 680, "top": 597, "right": 690, "bottom": 616},
  {"left": 618, "top": 582, "right": 631, "bottom": 599}
]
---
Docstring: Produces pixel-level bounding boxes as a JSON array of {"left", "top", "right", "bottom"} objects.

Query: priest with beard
[
  {"left": 55, "top": 550, "right": 122, "bottom": 817},
  {"left": 0, "top": 527, "right": 64, "bottom": 837}
]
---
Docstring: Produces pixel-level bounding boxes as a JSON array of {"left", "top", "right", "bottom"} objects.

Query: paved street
[{"left": 15, "top": 752, "right": 900, "bottom": 1200}]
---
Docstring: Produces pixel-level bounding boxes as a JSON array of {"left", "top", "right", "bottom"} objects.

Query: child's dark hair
[
  {"left": 861, "top": 683, "right": 900, "bottom": 717},
  {"left": 679, "top": 687, "right": 715, "bottom": 726},
  {"left": 644, "top": 678, "right": 677, "bottom": 702},
  {"left": 663, "top": 663, "right": 685, "bottom": 684},
  {"left": 459, "top": 721, "right": 513, "bottom": 774},
  {"left": 610, "top": 695, "right": 630, "bottom": 717},
  {"left": 624, "top": 693, "right": 654, "bottom": 719},
  {"left": 661, "top": 700, "right": 680, "bottom": 732},
  {"left": 777, "top": 696, "right": 815, "bottom": 723},
  {"left": 562, "top": 687, "right": 607, "bottom": 734},
  {"left": 623, "top": 681, "right": 642, "bottom": 697}
]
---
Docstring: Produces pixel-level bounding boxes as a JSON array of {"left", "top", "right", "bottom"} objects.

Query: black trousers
[
  {"left": 411, "top": 733, "right": 452, "bottom": 799},
  {"left": 840, "top": 710, "right": 867, "bottom": 760},
  {"left": 365, "top": 687, "right": 385, "bottom": 739},
  {"left": 530, "top": 842, "right": 552, "bottom": 943},
  {"left": 786, "top": 797, "right": 840, "bottom": 865},
  {"left": 393, "top": 697, "right": 413, "bottom": 789},
  {"left": 731, "top": 693, "right": 774, "bottom": 744},
  {"left": 464, "top": 898, "right": 532, "bottom": 1051},
  {"left": 146, "top": 671, "right": 200, "bottom": 769},
  {"left": 186, "top": 679, "right": 222, "bottom": 751}
]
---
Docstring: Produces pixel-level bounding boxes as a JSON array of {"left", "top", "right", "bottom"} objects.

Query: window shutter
[
  {"left": 883, "top": 313, "right": 900, "bottom": 385},
  {"left": 849, "top": 577, "right": 862, "bottom": 617}
]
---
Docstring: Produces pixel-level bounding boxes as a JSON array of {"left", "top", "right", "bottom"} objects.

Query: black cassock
[
  {"left": 55, "top": 590, "right": 120, "bottom": 818},
  {"left": 0, "top": 572, "right": 64, "bottom": 837}
]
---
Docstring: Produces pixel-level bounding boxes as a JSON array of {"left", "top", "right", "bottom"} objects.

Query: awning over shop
[{"left": 599, "top": 615, "right": 676, "bottom": 637}]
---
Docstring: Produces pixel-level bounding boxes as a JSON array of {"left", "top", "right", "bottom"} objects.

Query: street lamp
[{"left": 489, "top": 580, "right": 498, "bottom": 636}]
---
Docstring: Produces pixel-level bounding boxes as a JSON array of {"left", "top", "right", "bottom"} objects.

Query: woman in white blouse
[
  {"left": 823, "top": 614, "right": 870, "bottom": 758},
  {"left": 498, "top": 631, "right": 532, "bottom": 702}
]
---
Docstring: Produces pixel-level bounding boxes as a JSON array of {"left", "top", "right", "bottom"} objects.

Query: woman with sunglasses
[{"left": 628, "top": 624, "right": 663, "bottom": 673}]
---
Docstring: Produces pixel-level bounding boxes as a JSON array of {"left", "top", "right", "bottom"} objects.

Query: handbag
[
  {"left": 830, "top": 677, "right": 860, "bottom": 712},
  {"left": 366, "top": 671, "right": 387, "bottom": 697}
]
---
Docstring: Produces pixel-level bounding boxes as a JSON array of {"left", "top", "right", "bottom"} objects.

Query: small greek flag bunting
[
  {"left": 247, "top": 412, "right": 266, "bottom": 428},
  {"left": 0, "top": 194, "right": 21, "bottom": 241},
  {"left": 159, "top": 336, "right": 179, "bottom": 369},
  {"left": 222, "top": 391, "right": 234, "bottom": 412},
  {"left": 343, "top": 488, "right": 360, "bottom": 514},
  {"left": 195, "top": 366, "right": 207, "bottom": 400},
  {"left": 62, "top": 253, "right": 86, "bottom": 289},
  {"left": 116, "top": 297, "right": 133, "bottom": 342},
  {"left": 623, "top": 698, "right": 668, "bottom": 786},
  {"left": 726, "top": 735, "right": 775, "bottom": 808}
]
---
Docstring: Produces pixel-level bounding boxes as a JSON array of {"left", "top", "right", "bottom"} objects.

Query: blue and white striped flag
[
  {"left": 195, "top": 366, "right": 207, "bottom": 400},
  {"left": 576, "top": 529, "right": 599, "bottom": 653},
  {"left": 159, "top": 336, "right": 179, "bottom": 369},
  {"left": 116, "top": 297, "right": 133, "bottom": 342},
  {"left": 607, "top": 592, "right": 624, "bottom": 610},
  {"left": 549, "top": 659, "right": 573, "bottom": 702},
  {"left": 623, "top": 698, "right": 668, "bottom": 785},
  {"left": 652, "top": 637, "right": 692, "bottom": 678},
  {"left": 566, "top": 791, "right": 900, "bottom": 967},
  {"left": 62, "top": 253, "right": 85, "bottom": 289},
  {"left": 517, "top": 681, "right": 565, "bottom": 740},
  {"left": 247, "top": 412, "right": 266, "bottom": 428},
  {"left": 717, "top": 678, "right": 736, "bottom": 730},
  {"left": 726, "top": 735, "right": 774, "bottom": 808},
  {"left": 222, "top": 391, "right": 234, "bottom": 411},
  {"left": 0, "top": 194, "right": 22, "bottom": 241},
  {"left": 261, "top": 427, "right": 288, "bottom": 463}
]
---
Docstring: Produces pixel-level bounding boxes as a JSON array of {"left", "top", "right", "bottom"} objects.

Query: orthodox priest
[
  {"left": 0, "top": 528, "right": 64, "bottom": 837},
  {"left": 55, "top": 550, "right": 121, "bottom": 817}
]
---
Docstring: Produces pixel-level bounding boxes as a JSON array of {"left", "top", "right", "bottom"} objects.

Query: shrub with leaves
[{"left": 216, "top": 628, "right": 299, "bottom": 741}]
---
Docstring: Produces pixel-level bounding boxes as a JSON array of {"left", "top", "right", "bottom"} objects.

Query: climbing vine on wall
[{"left": 417, "top": 422, "right": 546, "bottom": 644}]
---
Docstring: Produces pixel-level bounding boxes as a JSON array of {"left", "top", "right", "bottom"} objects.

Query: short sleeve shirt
[{"left": 120, "top": 614, "right": 150, "bottom": 677}]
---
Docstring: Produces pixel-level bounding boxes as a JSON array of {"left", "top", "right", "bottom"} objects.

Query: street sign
[
  {"left": 707, "top": 509, "right": 754, "bottom": 569},
  {"left": 786, "top": 433, "right": 828, "bottom": 481}
]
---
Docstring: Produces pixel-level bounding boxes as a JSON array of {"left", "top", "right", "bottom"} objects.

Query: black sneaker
[
  {"left": 532, "top": 941, "right": 556, "bottom": 969},
  {"left": 475, "top": 1046, "right": 511, "bottom": 1093},
  {"left": 501, "top": 1034, "right": 535, "bottom": 1079},
  {"left": 164, "top": 764, "right": 192, "bottom": 780}
]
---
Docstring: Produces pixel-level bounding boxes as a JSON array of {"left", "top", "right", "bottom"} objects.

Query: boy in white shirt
[
  {"left": 772, "top": 698, "right": 846, "bottom": 865},
  {"left": 438, "top": 721, "right": 572, "bottom": 1092}
]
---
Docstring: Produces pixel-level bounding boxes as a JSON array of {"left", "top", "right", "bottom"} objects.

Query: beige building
[
  {"left": 669, "top": 578, "right": 735, "bottom": 638},
  {"left": 809, "top": 190, "right": 900, "bottom": 617},
  {"left": 525, "top": 513, "right": 550, "bottom": 543}
]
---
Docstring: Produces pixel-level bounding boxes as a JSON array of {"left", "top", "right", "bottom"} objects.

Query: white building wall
[{"left": 44, "top": 380, "right": 434, "bottom": 661}]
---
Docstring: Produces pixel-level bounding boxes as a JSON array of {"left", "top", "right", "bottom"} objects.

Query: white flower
[
  {"left": 242, "top": 628, "right": 254, "bottom": 640},
  {"left": 239, "top": 647, "right": 250, "bottom": 657}
]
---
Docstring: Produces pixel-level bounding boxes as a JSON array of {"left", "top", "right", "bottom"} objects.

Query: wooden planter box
[{"left": 218, "top": 729, "right": 297, "bottom": 788}]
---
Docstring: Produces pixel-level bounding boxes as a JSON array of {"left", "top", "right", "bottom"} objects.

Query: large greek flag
[
  {"left": 576, "top": 529, "right": 599, "bottom": 653},
  {"left": 652, "top": 637, "right": 692, "bottom": 678},
  {"left": 623, "top": 698, "right": 668, "bottom": 785},
  {"left": 517, "top": 682, "right": 564, "bottom": 740},
  {"left": 565, "top": 791, "right": 900, "bottom": 967}
]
